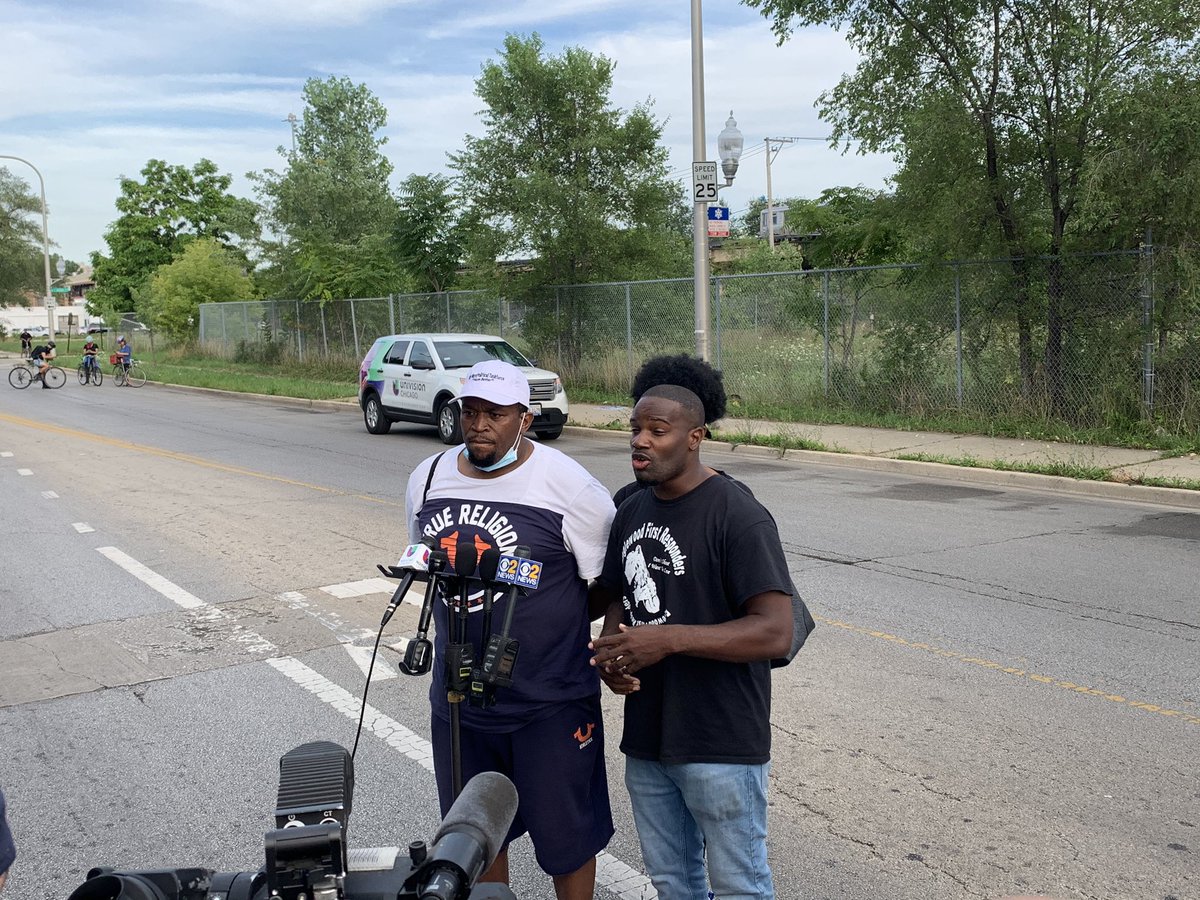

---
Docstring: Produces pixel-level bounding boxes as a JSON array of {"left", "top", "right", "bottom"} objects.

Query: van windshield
[{"left": 433, "top": 340, "right": 531, "bottom": 370}]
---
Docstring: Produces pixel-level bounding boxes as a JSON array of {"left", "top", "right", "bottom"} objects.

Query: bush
[{"left": 233, "top": 339, "right": 283, "bottom": 366}]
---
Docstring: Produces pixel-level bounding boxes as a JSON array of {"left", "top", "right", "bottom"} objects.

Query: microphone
[
  {"left": 470, "top": 548, "right": 503, "bottom": 707},
  {"left": 416, "top": 771, "right": 519, "bottom": 900},
  {"left": 400, "top": 547, "right": 448, "bottom": 676},
  {"left": 477, "top": 548, "right": 502, "bottom": 645},
  {"left": 378, "top": 538, "right": 436, "bottom": 627},
  {"left": 445, "top": 540, "right": 480, "bottom": 695},
  {"left": 479, "top": 546, "right": 531, "bottom": 688},
  {"left": 452, "top": 539, "right": 479, "bottom": 596}
]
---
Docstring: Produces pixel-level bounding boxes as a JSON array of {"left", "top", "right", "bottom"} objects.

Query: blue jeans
[{"left": 624, "top": 757, "right": 774, "bottom": 900}]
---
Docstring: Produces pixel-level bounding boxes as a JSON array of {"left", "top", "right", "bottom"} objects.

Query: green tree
[
  {"left": 141, "top": 238, "right": 257, "bottom": 342},
  {"left": 89, "top": 159, "right": 258, "bottom": 318},
  {"left": 451, "top": 34, "right": 685, "bottom": 301},
  {"left": 0, "top": 167, "right": 44, "bottom": 304},
  {"left": 786, "top": 186, "right": 906, "bottom": 269},
  {"left": 746, "top": 0, "right": 1200, "bottom": 410},
  {"left": 250, "top": 76, "right": 399, "bottom": 300},
  {"left": 394, "top": 174, "right": 464, "bottom": 293}
]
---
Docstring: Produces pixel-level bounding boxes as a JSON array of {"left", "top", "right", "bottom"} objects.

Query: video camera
[{"left": 67, "top": 741, "right": 518, "bottom": 900}]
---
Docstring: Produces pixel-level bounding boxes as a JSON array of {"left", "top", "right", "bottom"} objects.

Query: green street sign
[{"left": 50, "top": 287, "right": 69, "bottom": 294}]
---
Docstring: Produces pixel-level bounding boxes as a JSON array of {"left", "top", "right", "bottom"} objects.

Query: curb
[{"left": 157, "top": 381, "right": 359, "bottom": 413}]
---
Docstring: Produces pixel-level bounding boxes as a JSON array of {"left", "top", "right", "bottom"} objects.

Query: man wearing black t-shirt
[{"left": 590, "top": 356, "right": 794, "bottom": 900}]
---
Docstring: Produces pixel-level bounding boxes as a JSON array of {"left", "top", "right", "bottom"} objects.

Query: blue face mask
[{"left": 462, "top": 426, "right": 523, "bottom": 472}]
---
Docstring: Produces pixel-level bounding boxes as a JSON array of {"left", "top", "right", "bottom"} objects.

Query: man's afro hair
[{"left": 631, "top": 354, "right": 727, "bottom": 424}]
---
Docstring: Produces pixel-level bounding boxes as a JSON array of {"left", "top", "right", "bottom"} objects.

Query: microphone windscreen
[
  {"left": 478, "top": 548, "right": 501, "bottom": 583},
  {"left": 454, "top": 539, "right": 478, "bottom": 578},
  {"left": 432, "top": 771, "right": 518, "bottom": 869}
]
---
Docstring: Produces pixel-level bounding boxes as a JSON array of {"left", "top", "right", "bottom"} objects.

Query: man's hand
[{"left": 590, "top": 623, "right": 674, "bottom": 676}]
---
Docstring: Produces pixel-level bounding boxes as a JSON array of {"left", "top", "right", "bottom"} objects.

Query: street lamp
[
  {"left": 718, "top": 113, "right": 744, "bottom": 185},
  {"left": 0, "top": 154, "right": 54, "bottom": 337},
  {"left": 690, "top": 2, "right": 744, "bottom": 363}
]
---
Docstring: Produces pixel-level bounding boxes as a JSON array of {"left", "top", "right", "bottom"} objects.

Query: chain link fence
[{"left": 198, "top": 249, "right": 1200, "bottom": 434}]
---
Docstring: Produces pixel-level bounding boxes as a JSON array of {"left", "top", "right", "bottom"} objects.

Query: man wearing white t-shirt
[{"left": 405, "top": 359, "right": 616, "bottom": 900}]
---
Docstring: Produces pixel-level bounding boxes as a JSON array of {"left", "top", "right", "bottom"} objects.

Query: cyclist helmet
[
  {"left": 47, "top": 340, "right": 56, "bottom": 348},
  {"left": 117, "top": 335, "right": 126, "bottom": 343}
]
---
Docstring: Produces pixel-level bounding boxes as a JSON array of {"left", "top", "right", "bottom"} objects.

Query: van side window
[
  {"left": 408, "top": 342, "right": 434, "bottom": 370},
  {"left": 385, "top": 341, "right": 410, "bottom": 364}
]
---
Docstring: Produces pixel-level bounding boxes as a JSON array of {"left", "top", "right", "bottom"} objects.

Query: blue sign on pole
[{"left": 707, "top": 204, "right": 731, "bottom": 237}]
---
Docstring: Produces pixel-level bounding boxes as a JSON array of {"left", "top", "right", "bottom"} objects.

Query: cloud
[{"left": 0, "top": 0, "right": 895, "bottom": 263}]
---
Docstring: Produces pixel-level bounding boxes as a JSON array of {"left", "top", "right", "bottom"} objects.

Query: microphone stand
[{"left": 446, "top": 541, "right": 478, "bottom": 800}]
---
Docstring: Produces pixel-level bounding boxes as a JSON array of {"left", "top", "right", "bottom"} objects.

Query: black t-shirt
[
  {"left": 599, "top": 472, "right": 795, "bottom": 764},
  {"left": 30, "top": 345, "right": 48, "bottom": 360}
]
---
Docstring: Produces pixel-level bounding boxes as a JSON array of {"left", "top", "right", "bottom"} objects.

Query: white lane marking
[
  {"left": 72, "top": 522, "right": 95, "bottom": 533},
  {"left": 265, "top": 658, "right": 655, "bottom": 899},
  {"left": 97, "top": 546, "right": 206, "bottom": 609},
  {"left": 276, "top": 591, "right": 397, "bottom": 682},
  {"left": 41, "top": 490, "right": 59, "bottom": 499},
  {"left": 96, "top": 546, "right": 276, "bottom": 655},
  {"left": 320, "top": 577, "right": 395, "bottom": 599},
  {"left": 344, "top": 644, "right": 397, "bottom": 682},
  {"left": 17, "top": 468, "right": 32, "bottom": 476},
  {"left": 277, "top": 591, "right": 374, "bottom": 642},
  {"left": 1, "top": 451, "right": 13, "bottom": 458},
  {"left": 267, "top": 656, "right": 434, "bottom": 769}
]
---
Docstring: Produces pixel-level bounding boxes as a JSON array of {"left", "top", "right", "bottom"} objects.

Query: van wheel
[
  {"left": 437, "top": 400, "right": 462, "bottom": 444},
  {"left": 536, "top": 427, "right": 563, "bottom": 441},
  {"left": 364, "top": 394, "right": 391, "bottom": 434}
]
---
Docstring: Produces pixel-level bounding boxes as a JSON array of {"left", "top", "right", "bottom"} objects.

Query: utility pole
[
  {"left": 763, "top": 135, "right": 831, "bottom": 248},
  {"left": 285, "top": 113, "right": 298, "bottom": 157}
]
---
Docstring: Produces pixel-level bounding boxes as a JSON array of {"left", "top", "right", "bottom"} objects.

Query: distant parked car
[
  {"left": 85, "top": 326, "right": 110, "bottom": 335},
  {"left": 358, "top": 333, "right": 568, "bottom": 443}
]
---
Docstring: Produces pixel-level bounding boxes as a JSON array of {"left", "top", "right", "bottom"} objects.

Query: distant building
[{"left": 64, "top": 265, "right": 95, "bottom": 303}]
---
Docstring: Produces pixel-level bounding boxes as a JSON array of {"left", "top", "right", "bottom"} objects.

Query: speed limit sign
[{"left": 692, "top": 161, "right": 718, "bottom": 202}]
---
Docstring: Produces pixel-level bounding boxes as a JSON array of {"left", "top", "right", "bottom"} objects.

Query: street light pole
[
  {"left": 690, "top": 0, "right": 710, "bottom": 362},
  {"left": 0, "top": 154, "right": 54, "bottom": 337}
]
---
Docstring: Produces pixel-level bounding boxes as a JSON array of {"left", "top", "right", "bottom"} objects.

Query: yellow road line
[
  {"left": 0, "top": 412, "right": 400, "bottom": 507},
  {"left": 813, "top": 614, "right": 1200, "bottom": 726}
]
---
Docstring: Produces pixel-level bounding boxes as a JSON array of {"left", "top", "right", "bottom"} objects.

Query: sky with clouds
[{"left": 1, "top": 0, "right": 896, "bottom": 266}]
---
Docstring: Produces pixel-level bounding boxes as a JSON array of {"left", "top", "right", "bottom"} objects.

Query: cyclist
[
  {"left": 81, "top": 336, "right": 100, "bottom": 374},
  {"left": 29, "top": 340, "right": 56, "bottom": 388},
  {"left": 19, "top": 329, "right": 32, "bottom": 358},
  {"left": 114, "top": 335, "right": 132, "bottom": 382}
]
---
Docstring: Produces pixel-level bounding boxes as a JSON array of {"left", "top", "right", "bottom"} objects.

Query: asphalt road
[{"left": 0, "top": 380, "right": 1196, "bottom": 900}]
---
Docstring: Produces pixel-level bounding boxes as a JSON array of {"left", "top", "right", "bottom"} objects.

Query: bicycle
[
  {"left": 77, "top": 356, "right": 103, "bottom": 386},
  {"left": 111, "top": 358, "right": 147, "bottom": 387},
  {"left": 9, "top": 359, "right": 66, "bottom": 389}
]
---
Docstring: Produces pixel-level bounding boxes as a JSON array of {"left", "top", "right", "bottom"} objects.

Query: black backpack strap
[{"left": 422, "top": 451, "right": 446, "bottom": 506}]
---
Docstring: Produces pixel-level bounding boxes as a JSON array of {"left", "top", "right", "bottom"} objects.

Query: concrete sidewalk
[{"left": 568, "top": 402, "right": 1200, "bottom": 509}]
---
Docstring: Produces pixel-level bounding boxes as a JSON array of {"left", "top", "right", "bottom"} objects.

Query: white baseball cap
[{"left": 456, "top": 359, "right": 530, "bottom": 409}]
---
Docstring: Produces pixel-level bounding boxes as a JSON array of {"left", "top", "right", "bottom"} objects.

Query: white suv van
[{"left": 358, "top": 333, "right": 568, "bottom": 443}]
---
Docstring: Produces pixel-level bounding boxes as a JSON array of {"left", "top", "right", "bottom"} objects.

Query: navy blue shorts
[{"left": 431, "top": 695, "right": 614, "bottom": 877}]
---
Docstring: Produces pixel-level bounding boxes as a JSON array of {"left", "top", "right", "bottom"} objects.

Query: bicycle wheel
[
  {"left": 112, "top": 366, "right": 126, "bottom": 387},
  {"left": 45, "top": 367, "right": 66, "bottom": 389},
  {"left": 77, "top": 364, "right": 88, "bottom": 385},
  {"left": 125, "top": 365, "right": 147, "bottom": 387},
  {"left": 8, "top": 366, "right": 32, "bottom": 389},
  {"left": 90, "top": 366, "right": 103, "bottom": 386}
]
